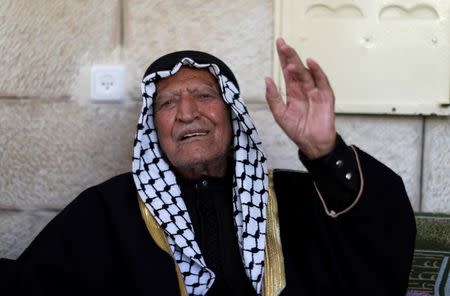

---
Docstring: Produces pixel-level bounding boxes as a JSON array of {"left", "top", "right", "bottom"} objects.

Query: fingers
[
  {"left": 306, "top": 58, "right": 331, "bottom": 92},
  {"left": 276, "top": 38, "right": 315, "bottom": 89},
  {"left": 265, "top": 77, "right": 285, "bottom": 122},
  {"left": 306, "top": 58, "right": 335, "bottom": 107},
  {"left": 276, "top": 38, "right": 303, "bottom": 71}
]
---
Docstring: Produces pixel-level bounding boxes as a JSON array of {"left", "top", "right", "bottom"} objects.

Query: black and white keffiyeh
[{"left": 132, "top": 51, "right": 268, "bottom": 295}]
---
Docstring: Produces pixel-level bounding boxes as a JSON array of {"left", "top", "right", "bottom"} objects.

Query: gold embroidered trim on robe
[
  {"left": 137, "top": 170, "right": 286, "bottom": 295},
  {"left": 138, "top": 197, "right": 187, "bottom": 296},
  {"left": 264, "top": 170, "right": 286, "bottom": 296}
]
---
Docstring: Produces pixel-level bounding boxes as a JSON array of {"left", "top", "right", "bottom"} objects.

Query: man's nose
[{"left": 175, "top": 94, "right": 199, "bottom": 122}]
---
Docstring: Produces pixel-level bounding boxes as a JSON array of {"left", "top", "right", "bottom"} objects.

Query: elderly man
[{"left": 1, "top": 39, "right": 415, "bottom": 295}]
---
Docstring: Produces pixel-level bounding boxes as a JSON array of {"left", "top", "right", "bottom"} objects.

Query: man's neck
[{"left": 174, "top": 157, "right": 228, "bottom": 180}]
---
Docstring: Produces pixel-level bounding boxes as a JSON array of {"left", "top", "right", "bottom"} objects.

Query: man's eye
[
  {"left": 197, "top": 93, "right": 216, "bottom": 100},
  {"left": 156, "top": 99, "right": 175, "bottom": 111},
  {"left": 163, "top": 99, "right": 176, "bottom": 107}
]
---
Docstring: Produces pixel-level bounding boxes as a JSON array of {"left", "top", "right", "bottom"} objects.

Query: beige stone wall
[{"left": 0, "top": 0, "right": 448, "bottom": 259}]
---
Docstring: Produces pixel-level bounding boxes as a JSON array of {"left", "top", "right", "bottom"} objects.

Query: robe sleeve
[
  {"left": 275, "top": 146, "right": 416, "bottom": 295},
  {"left": 299, "top": 134, "right": 361, "bottom": 217}
]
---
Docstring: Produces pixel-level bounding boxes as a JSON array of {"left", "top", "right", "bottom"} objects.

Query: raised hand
[{"left": 265, "top": 38, "right": 337, "bottom": 160}]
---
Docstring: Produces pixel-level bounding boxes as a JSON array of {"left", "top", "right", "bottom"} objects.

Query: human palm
[{"left": 265, "top": 38, "right": 336, "bottom": 159}]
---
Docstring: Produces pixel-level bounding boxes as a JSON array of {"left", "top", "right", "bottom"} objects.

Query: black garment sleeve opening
[{"left": 298, "top": 134, "right": 361, "bottom": 213}]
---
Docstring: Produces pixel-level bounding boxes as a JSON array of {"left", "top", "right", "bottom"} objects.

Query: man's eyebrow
[
  {"left": 156, "top": 89, "right": 181, "bottom": 96},
  {"left": 186, "top": 84, "right": 220, "bottom": 93}
]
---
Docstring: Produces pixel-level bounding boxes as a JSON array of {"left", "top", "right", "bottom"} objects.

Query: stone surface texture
[
  {"left": 0, "top": 100, "right": 140, "bottom": 209},
  {"left": 335, "top": 115, "right": 423, "bottom": 211},
  {"left": 0, "top": 210, "right": 57, "bottom": 259},
  {"left": 123, "top": 0, "right": 273, "bottom": 101},
  {"left": 0, "top": 0, "right": 120, "bottom": 98},
  {"left": 422, "top": 117, "right": 450, "bottom": 213}
]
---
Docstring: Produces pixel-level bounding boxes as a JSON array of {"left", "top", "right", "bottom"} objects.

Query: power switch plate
[{"left": 90, "top": 65, "right": 125, "bottom": 101}]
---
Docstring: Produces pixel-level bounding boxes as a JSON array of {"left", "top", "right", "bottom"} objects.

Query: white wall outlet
[{"left": 90, "top": 65, "right": 125, "bottom": 102}]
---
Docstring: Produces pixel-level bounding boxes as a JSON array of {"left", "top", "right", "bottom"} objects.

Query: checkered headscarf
[{"left": 132, "top": 51, "right": 268, "bottom": 295}]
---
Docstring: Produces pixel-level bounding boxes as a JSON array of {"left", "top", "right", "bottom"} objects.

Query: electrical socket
[{"left": 90, "top": 65, "right": 125, "bottom": 102}]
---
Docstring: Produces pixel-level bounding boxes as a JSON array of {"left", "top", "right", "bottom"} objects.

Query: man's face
[{"left": 154, "top": 67, "right": 232, "bottom": 175}]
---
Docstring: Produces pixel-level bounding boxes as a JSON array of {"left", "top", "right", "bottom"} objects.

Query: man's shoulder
[
  {"left": 94, "top": 172, "right": 135, "bottom": 195},
  {"left": 60, "top": 172, "right": 136, "bottom": 217}
]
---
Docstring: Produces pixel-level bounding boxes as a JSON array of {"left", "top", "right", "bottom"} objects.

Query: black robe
[{"left": 0, "top": 147, "right": 416, "bottom": 295}]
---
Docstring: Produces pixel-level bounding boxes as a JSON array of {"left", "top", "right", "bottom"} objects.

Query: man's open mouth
[{"left": 179, "top": 131, "right": 208, "bottom": 141}]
